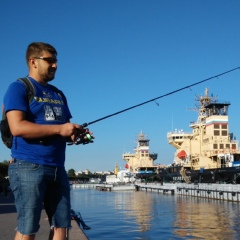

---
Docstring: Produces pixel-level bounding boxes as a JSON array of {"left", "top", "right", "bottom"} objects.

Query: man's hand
[
  {"left": 68, "top": 127, "right": 94, "bottom": 145},
  {"left": 59, "top": 123, "right": 83, "bottom": 140}
]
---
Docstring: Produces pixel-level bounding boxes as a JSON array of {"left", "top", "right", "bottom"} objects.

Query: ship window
[
  {"left": 213, "top": 144, "right": 218, "bottom": 149},
  {"left": 214, "top": 124, "right": 220, "bottom": 129},
  {"left": 222, "top": 130, "right": 228, "bottom": 136},
  {"left": 222, "top": 125, "right": 227, "bottom": 129},
  {"left": 220, "top": 144, "right": 224, "bottom": 149},
  {"left": 214, "top": 130, "right": 220, "bottom": 136}
]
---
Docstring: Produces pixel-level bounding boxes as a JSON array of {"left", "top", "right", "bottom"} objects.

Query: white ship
[
  {"left": 122, "top": 132, "right": 158, "bottom": 179},
  {"left": 105, "top": 164, "right": 135, "bottom": 184},
  {"left": 158, "top": 88, "right": 240, "bottom": 183}
]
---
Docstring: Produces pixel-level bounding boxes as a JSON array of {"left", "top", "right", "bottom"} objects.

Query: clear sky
[{"left": 1, "top": 0, "right": 240, "bottom": 172}]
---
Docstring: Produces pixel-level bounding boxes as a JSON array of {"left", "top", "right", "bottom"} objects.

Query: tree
[{"left": 68, "top": 169, "right": 76, "bottom": 177}]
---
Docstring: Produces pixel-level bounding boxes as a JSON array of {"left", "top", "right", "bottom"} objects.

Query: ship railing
[
  {"left": 189, "top": 121, "right": 197, "bottom": 126},
  {"left": 167, "top": 131, "right": 192, "bottom": 135}
]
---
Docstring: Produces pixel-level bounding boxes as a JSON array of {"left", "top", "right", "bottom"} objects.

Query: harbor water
[{"left": 71, "top": 188, "right": 240, "bottom": 240}]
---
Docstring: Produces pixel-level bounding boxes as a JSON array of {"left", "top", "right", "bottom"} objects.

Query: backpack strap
[
  {"left": 1, "top": 78, "right": 35, "bottom": 119},
  {"left": 17, "top": 77, "right": 35, "bottom": 103}
]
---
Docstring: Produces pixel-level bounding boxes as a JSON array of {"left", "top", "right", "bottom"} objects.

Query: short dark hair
[{"left": 26, "top": 42, "right": 57, "bottom": 64}]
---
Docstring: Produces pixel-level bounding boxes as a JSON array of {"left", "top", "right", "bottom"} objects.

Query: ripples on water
[{"left": 70, "top": 188, "right": 240, "bottom": 240}]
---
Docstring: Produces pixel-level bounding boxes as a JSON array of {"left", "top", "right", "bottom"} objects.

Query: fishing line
[{"left": 82, "top": 66, "right": 240, "bottom": 128}]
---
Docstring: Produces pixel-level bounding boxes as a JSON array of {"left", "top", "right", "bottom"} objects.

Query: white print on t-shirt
[
  {"left": 53, "top": 106, "right": 63, "bottom": 120},
  {"left": 42, "top": 91, "right": 52, "bottom": 98},
  {"left": 44, "top": 105, "right": 63, "bottom": 121}
]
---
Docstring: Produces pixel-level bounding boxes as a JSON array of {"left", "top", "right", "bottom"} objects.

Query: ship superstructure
[
  {"left": 159, "top": 88, "right": 240, "bottom": 183},
  {"left": 122, "top": 132, "right": 158, "bottom": 174}
]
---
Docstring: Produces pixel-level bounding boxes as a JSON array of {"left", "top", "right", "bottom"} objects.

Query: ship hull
[{"left": 158, "top": 166, "right": 240, "bottom": 184}]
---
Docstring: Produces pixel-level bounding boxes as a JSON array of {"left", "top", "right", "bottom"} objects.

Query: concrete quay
[
  {"left": 176, "top": 183, "right": 240, "bottom": 201},
  {"left": 72, "top": 183, "right": 135, "bottom": 191},
  {"left": 96, "top": 184, "right": 135, "bottom": 191},
  {"left": 0, "top": 192, "right": 89, "bottom": 240},
  {"left": 135, "top": 183, "right": 176, "bottom": 195},
  {"left": 135, "top": 183, "right": 240, "bottom": 202}
]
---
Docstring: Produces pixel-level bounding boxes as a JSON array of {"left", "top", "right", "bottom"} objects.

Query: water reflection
[
  {"left": 71, "top": 188, "right": 240, "bottom": 240},
  {"left": 174, "top": 196, "right": 240, "bottom": 239},
  {"left": 114, "top": 191, "right": 153, "bottom": 232}
]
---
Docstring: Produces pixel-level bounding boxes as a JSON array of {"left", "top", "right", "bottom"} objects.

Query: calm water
[{"left": 71, "top": 188, "right": 240, "bottom": 240}]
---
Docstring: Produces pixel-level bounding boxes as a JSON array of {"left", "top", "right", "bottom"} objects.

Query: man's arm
[{"left": 7, "top": 110, "right": 82, "bottom": 140}]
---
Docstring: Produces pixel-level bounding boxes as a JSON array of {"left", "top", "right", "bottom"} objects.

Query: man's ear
[{"left": 29, "top": 58, "right": 38, "bottom": 69}]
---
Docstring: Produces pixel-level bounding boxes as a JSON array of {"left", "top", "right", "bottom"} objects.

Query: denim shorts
[{"left": 8, "top": 159, "right": 71, "bottom": 235}]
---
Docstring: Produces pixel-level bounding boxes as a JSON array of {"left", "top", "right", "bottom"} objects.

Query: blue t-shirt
[{"left": 3, "top": 77, "right": 72, "bottom": 167}]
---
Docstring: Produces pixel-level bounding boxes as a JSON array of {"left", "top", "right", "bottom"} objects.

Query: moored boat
[
  {"left": 158, "top": 88, "right": 240, "bottom": 184},
  {"left": 122, "top": 132, "right": 159, "bottom": 180}
]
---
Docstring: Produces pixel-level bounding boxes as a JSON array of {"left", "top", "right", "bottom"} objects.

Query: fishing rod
[{"left": 72, "top": 66, "right": 240, "bottom": 145}]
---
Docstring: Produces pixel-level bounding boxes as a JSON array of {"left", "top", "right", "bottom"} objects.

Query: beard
[
  {"left": 44, "top": 72, "right": 55, "bottom": 82},
  {"left": 39, "top": 68, "right": 56, "bottom": 82}
]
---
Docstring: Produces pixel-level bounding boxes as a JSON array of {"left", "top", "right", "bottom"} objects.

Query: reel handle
[{"left": 67, "top": 123, "right": 94, "bottom": 146}]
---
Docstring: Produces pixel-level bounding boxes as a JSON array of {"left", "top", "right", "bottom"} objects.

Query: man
[{"left": 4, "top": 42, "right": 90, "bottom": 240}]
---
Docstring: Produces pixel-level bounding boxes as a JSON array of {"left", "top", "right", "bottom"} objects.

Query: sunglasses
[{"left": 33, "top": 57, "right": 58, "bottom": 64}]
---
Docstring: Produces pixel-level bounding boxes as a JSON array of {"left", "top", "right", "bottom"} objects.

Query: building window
[
  {"left": 214, "top": 124, "right": 220, "bottom": 129},
  {"left": 232, "top": 144, "right": 236, "bottom": 149},
  {"left": 222, "top": 125, "right": 227, "bottom": 129},
  {"left": 222, "top": 130, "right": 228, "bottom": 136},
  {"left": 214, "top": 130, "right": 220, "bottom": 136},
  {"left": 226, "top": 144, "right": 230, "bottom": 149},
  {"left": 220, "top": 144, "right": 224, "bottom": 149},
  {"left": 213, "top": 144, "right": 218, "bottom": 149}
]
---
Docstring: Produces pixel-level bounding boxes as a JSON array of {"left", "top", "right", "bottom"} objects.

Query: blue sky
[{"left": 1, "top": 0, "right": 240, "bottom": 172}]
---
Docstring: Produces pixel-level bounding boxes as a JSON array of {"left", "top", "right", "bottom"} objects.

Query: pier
[
  {"left": 135, "top": 184, "right": 175, "bottom": 195},
  {"left": 72, "top": 183, "right": 135, "bottom": 191},
  {"left": 135, "top": 183, "right": 240, "bottom": 202},
  {"left": 0, "top": 192, "right": 89, "bottom": 240},
  {"left": 72, "top": 182, "right": 240, "bottom": 202},
  {"left": 72, "top": 183, "right": 98, "bottom": 189},
  {"left": 96, "top": 184, "right": 135, "bottom": 191},
  {"left": 96, "top": 185, "right": 112, "bottom": 191},
  {"left": 176, "top": 183, "right": 240, "bottom": 201}
]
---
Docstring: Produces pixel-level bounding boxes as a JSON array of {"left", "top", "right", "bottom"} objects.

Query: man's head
[{"left": 26, "top": 42, "right": 58, "bottom": 84}]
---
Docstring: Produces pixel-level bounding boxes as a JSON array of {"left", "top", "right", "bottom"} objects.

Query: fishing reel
[{"left": 68, "top": 128, "right": 94, "bottom": 146}]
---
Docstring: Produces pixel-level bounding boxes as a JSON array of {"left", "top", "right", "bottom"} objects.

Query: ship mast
[{"left": 193, "top": 88, "right": 218, "bottom": 123}]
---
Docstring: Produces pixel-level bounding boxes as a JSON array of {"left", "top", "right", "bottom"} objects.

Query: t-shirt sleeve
[{"left": 3, "top": 81, "right": 29, "bottom": 113}]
